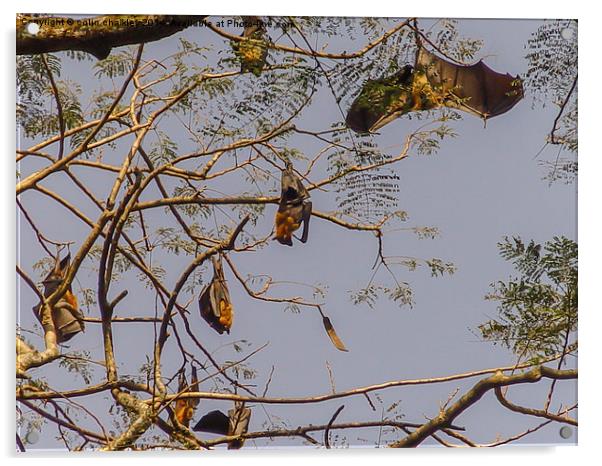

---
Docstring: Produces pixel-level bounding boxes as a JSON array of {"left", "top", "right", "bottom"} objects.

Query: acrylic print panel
[{"left": 16, "top": 15, "right": 577, "bottom": 451}]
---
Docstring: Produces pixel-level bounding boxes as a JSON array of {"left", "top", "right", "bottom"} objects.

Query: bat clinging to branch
[
  {"left": 32, "top": 253, "right": 85, "bottom": 343},
  {"left": 231, "top": 16, "right": 268, "bottom": 77},
  {"left": 193, "top": 402, "right": 251, "bottom": 449},
  {"left": 274, "top": 161, "right": 312, "bottom": 246},
  {"left": 174, "top": 366, "right": 199, "bottom": 428},
  {"left": 199, "top": 255, "right": 234, "bottom": 334},
  {"left": 346, "top": 47, "right": 524, "bottom": 133}
]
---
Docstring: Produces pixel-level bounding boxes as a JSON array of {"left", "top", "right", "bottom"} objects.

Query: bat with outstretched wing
[
  {"left": 346, "top": 47, "right": 524, "bottom": 133},
  {"left": 199, "top": 255, "right": 233, "bottom": 334},
  {"left": 32, "top": 253, "right": 85, "bottom": 344},
  {"left": 274, "top": 161, "right": 312, "bottom": 246}
]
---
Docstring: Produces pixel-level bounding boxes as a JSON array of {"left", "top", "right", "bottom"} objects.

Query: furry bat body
[
  {"left": 199, "top": 256, "right": 233, "bottom": 334},
  {"left": 32, "top": 254, "right": 85, "bottom": 343},
  {"left": 274, "top": 162, "right": 312, "bottom": 246},
  {"left": 174, "top": 366, "right": 199, "bottom": 427}
]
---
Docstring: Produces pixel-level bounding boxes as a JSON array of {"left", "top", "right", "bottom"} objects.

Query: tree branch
[
  {"left": 17, "top": 15, "right": 206, "bottom": 59},
  {"left": 494, "top": 386, "right": 577, "bottom": 426},
  {"left": 389, "top": 366, "right": 577, "bottom": 448}
]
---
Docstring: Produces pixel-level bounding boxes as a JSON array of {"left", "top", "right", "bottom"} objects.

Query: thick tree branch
[
  {"left": 17, "top": 15, "right": 206, "bottom": 59},
  {"left": 389, "top": 366, "right": 577, "bottom": 448}
]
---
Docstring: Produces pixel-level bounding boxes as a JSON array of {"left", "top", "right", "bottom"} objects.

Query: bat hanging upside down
[
  {"left": 345, "top": 47, "right": 524, "bottom": 133},
  {"left": 174, "top": 366, "right": 199, "bottom": 428},
  {"left": 199, "top": 255, "right": 234, "bottom": 334},
  {"left": 193, "top": 402, "right": 252, "bottom": 449},
  {"left": 32, "top": 253, "right": 85, "bottom": 344},
  {"left": 274, "top": 161, "right": 312, "bottom": 246}
]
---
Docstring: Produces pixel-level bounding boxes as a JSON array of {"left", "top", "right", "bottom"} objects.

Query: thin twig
[{"left": 324, "top": 405, "right": 345, "bottom": 448}]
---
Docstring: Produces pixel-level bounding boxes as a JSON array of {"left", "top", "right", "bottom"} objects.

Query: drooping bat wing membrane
[
  {"left": 274, "top": 162, "right": 312, "bottom": 246},
  {"left": 32, "top": 253, "right": 85, "bottom": 343},
  {"left": 193, "top": 403, "right": 252, "bottom": 449},
  {"left": 199, "top": 255, "right": 233, "bottom": 334},
  {"left": 190, "top": 365, "right": 199, "bottom": 401},
  {"left": 193, "top": 409, "right": 230, "bottom": 435},
  {"left": 231, "top": 16, "right": 269, "bottom": 76},
  {"left": 346, "top": 48, "right": 523, "bottom": 133},
  {"left": 345, "top": 65, "right": 414, "bottom": 133},
  {"left": 415, "top": 47, "right": 524, "bottom": 120},
  {"left": 227, "top": 402, "right": 252, "bottom": 449}
]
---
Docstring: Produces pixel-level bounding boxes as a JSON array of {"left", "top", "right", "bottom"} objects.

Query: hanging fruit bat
[
  {"left": 32, "top": 253, "right": 85, "bottom": 344},
  {"left": 199, "top": 255, "right": 233, "bottom": 334},
  {"left": 174, "top": 366, "right": 199, "bottom": 428},
  {"left": 346, "top": 47, "right": 524, "bottom": 133},
  {"left": 231, "top": 16, "right": 268, "bottom": 77},
  {"left": 274, "top": 161, "right": 312, "bottom": 246},
  {"left": 193, "top": 402, "right": 251, "bottom": 449}
]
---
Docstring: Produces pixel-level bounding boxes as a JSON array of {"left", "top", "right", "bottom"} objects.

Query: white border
[{"left": 3, "top": 2, "right": 597, "bottom": 466}]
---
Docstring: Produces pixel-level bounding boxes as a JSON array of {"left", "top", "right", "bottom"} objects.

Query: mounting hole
[
  {"left": 26, "top": 22, "right": 40, "bottom": 35},
  {"left": 561, "top": 28, "right": 574, "bottom": 41},
  {"left": 559, "top": 426, "right": 573, "bottom": 439}
]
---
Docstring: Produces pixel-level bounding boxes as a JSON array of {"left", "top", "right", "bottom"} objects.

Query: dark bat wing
[
  {"left": 177, "top": 370, "right": 188, "bottom": 392},
  {"left": 199, "top": 256, "right": 233, "bottom": 334},
  {"left": 346, "top": 49, "right": 523, "bottom": 133},
  {"left": 275, "top": 163, "right": 312, "bottom": 245},
  {"left": 32, "top": 299, "right": 83, "bottom": 343},
  {"left": 211, "top": 279, "right": 232, "bottom": 321},
  {"left": 34, "top": 253, "right": 84, "bottom": 343},
  {"left": 193, "top": 410, "right": 230, "bottom": 435},
  {"left": 52, "top": 300, "right": 84, "bottom": 343},
  {"left": 199, "top": 283, "right": 217, "bottom": 318},
  {"left": 41, "top": 253, "right": 71, "bottom": 291},
  {"left": 199, "top": 282, "right": 229, "bottom": 334},
  {"left": 199, "top": 282, "right": 225, "bottom": 334},
  {"left": 281, "top": 165, "right": 309, "bottom": 203},
  {"left": 416, "top": 47, "right": 523, "bottom": 119},
  {"left": 190, "top": 366, "right": 199, "bottom": 389},
  {"left": 345, "top": 69, "right": 412, "bottom": 133},
  {"left": 298, "top": 200, "right": 312, "bottom": 244},
  {"left": 227, "top": 404, "right": 251, "bottom": 449},
  {"left": 188, "top": 365, "right": 200, "bottom": 408}
]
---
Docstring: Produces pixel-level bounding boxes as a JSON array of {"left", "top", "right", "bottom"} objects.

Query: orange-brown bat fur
[
  {"left": 218, "top": 299, "right": 233, "bottom": 331},
  {"left": 275, "top": 211, "right": 300, "bottom": 244},
  {"left": 175, "top": 399, "right": 195, "bottom": 427},
  {"left": 64, "top": 289, "right": 78, "bottom": 311}
]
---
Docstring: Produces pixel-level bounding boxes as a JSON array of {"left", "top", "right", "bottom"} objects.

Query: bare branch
[
  {"left": 389, "top": 366, "right": 577, "bottom": 448},
  {"left": 495, "top": 386, "right": 577, "bottom": 426},
  {"left": 324, "top": 405, "right": 345, "bottom": 448}
]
